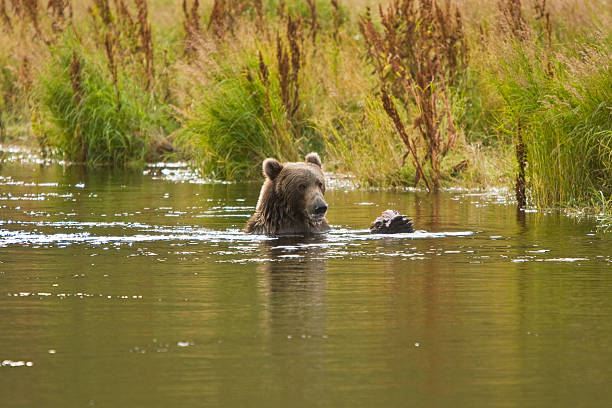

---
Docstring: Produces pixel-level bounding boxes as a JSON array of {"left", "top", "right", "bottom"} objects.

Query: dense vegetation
[{"left": 0, "top": 0, "right": 610, "bottom": 212}]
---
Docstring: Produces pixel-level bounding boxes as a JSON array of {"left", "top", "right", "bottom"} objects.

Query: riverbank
[{"left": 0, "top": 0, "right": 610, "bottom": 211}]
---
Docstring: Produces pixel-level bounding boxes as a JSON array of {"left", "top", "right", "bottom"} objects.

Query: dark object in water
[{"left": 370, "top": 210, "right": 414, "bottom": 234}]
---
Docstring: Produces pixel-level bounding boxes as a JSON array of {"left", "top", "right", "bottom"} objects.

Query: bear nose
[{"left": 314, "top": 203, "right": 328, "bottom": 215}]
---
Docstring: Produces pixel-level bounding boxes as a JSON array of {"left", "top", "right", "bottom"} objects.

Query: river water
[{"left": 1, "top": 146, "right": 611, "bottom": 407}]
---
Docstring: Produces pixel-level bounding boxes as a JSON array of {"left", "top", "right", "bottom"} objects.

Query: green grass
[
  {"left": 323, "top": 96, "right": 413, "bottom": 186},
  {"left": 174, "top": 36, "right": 323, "bottom": 179},
  {"left": 34, "top": 35, "right": 176, "bottom": 166},
  {"left": 495, "top": 37, "right": 612, "bottom": 207},
  {"left": 176, "top": 55, "right": 298, "bottom": 179}
]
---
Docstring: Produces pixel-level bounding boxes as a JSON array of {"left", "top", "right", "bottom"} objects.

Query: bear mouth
[{"left": 308, "top": 213, "right": 326, "bottom": 223}]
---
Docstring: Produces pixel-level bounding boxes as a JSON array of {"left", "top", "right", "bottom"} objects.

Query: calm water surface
[{"left": 1, "top": 147, "right": 611, "bottom": 407}]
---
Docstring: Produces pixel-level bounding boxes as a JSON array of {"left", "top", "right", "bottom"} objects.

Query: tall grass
[
  {"left": 0, "top": 0, "right": 610, "bottom": 214},
  {"left": 6, "top": 0, "right": 179, "bottom": 165},
  {"left": 489, "top": 0, "right": 611, "bottom": 208},
  {"left": 176, "top": 50, "right": 301, "bottom": 179},
  {"left": 34, "top": 35, "right": 174, "bottom": 165},
  {"left": 495, "top": 36, "right": 612, "bottom": 207},
  {"left": 0, "top": 0, "right": 53, "bottom": 144},
  {"left": 174, "top": 10, "right": 326, "bottom": 179},
  {"left": 323, "top": 97, "right": 412, "bottom": 185}
]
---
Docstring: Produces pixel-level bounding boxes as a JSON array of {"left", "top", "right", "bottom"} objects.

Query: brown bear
[{"left": 245, "top": 153, "right": 330, "bottom": 236}]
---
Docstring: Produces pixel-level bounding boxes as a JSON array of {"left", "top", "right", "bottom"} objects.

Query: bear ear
[
  {"left": 263, "top": 158, "right": 282, "bottom": 180},
  {"left": 305, "top": 152, "right": 322, "bottom": 168}
]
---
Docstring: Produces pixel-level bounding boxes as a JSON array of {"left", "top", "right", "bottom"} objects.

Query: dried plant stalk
[
  {"left": 135, "top": 0, "right": 154, "bottom": 90},
  {"left": 104, "top": 32, "right": 121, "bottom": 109},
  {"left": 381, "top": 88, "right": 430, "bottom": 192},
  {"left": 92, "top": 0, "right": 112, "bottom": 25},
  {"left": 276, "top": 0, "right": 285, "bottom": 20},
  {"left": 4, "top": 0, "right": 42, "bottom": 34},
  {"left": 47, "top": 0, "right": 71, "bottom": 19},
  {"left": 19, "top": 55, "right": 32, "bottom": 91},
  {"left": 305, "top": 0, "right": 319, "bottom": 44},
  {"left": 68, "top": 50, "right": 87, "bottom": 161},
  {"left": 47, "top": 0, "right": 73, "bottom": 33},
  {"left": 534, "top": 0, "right": 553, "bottom": 75},
  {"left": 498, "top": 0, "right": 528, "bottom": 40},
  {"left": 207, "top": 0, "right": 224, "bottom": 37},
  {"left": 115, "top": 0, "right": 136, "bottom": 36},
  {"left": 257, "top": 50, "right": 283, "bottom": 145},
  {"left": 534, "top": 0, "right": 552, "bottom": 48},
  {"left": 276, "top": 16, "right": 303, "bottom": 137},
  {"left": 182, "top": 0, "right": 201, "bottom": 55},
  {"left": 1, "top": 0, "right": 12, "bottom": 30},
  {"left": 330, "top": 0, "right": 340, "bottom": 42},
  {"left": 515, "top": 118, "right": 527, "bottom": 208},
  {"left": 253, "top": 0, "right": 263, "bottom": 32},
  {"left": 69, "top": 50, "right": 82, "bottom": 97},
  {"left": 359, "top": 0, "right": 466, "bottom": 191},
  {"left": 207, "top": 0, "right": 246, "bottom": 39}
]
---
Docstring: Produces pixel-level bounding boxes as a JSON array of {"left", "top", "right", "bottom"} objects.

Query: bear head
[
  {"left": 246, "top": 153, "right": 329, "bottom": 235},
  {"left": 262, "top": 152, "right": 328, "bottom": 223}
]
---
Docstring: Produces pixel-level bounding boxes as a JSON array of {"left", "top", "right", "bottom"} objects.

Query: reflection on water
[{"left": 1, "top": 147, "right": 612, "bottom": 408}]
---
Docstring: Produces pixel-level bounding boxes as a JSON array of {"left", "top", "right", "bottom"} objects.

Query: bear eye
[
  {"left": 299, "top": 183, "right": 306, "bottom": 191},
  {"left": 317, "top": 181, "right": 324, "bottom": 190}
]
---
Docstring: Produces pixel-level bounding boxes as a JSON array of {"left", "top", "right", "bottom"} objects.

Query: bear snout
[{"left": 313, "top": 200, "right": 328, "bottom": 216}]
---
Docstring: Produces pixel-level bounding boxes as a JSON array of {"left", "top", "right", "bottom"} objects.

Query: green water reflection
[{"left": 1, "top": 157, "right": 611, "bottom": 407}]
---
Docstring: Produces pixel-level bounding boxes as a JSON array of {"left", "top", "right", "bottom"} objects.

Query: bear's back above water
[{"left": 245, "top": 153, "right": 330, "bottom": 236}]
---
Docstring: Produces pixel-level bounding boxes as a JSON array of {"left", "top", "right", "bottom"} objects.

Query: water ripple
[{"left": 0, "top": 223, "right": 473, "bottom": 248}]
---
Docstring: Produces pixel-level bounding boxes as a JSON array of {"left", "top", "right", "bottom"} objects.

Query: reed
[
  {"left": 254, "top": 0, "right": 265, "bottom": 32},
  {"left": 114, "top": 0, "right": 138, "bottom": 50}
]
